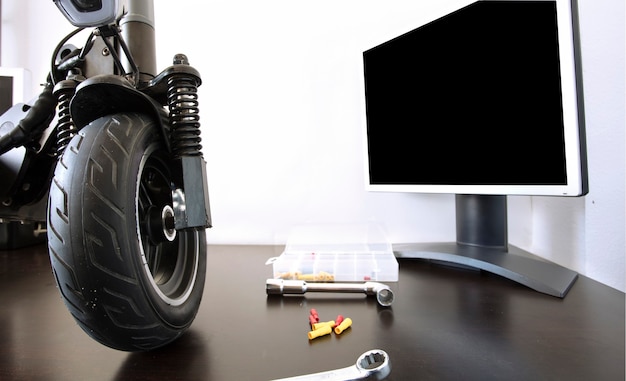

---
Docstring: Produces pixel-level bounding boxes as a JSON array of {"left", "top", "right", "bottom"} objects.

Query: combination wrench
[{"left": 270, "top": 349, "right": 391, "bottom": 380}]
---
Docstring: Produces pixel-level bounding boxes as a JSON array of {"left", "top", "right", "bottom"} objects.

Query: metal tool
[
  {"left": 270, "top": 349, "right": 391, "bottom": 381},
  {"left": 266, "top": 279, "right": 395, "bottom": 307}
]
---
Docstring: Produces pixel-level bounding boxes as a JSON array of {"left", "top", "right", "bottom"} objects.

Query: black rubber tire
[{"left": 47, "top": 112, "right": 206, "bottom": 351}]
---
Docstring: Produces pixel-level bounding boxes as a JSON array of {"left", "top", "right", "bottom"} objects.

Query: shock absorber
[
  {"left": 167, "top": 54, "right": 202, "bottom": 158},
  {"left": 53, "top": 70, "right": 84, "bottom": 155},
  {"left": 165, "top": 54, "right": 211, "bottom": 230}
]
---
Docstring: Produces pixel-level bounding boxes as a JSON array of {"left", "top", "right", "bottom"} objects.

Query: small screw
[{"left": 173, "top": 54, "right": 189, "bottom": 65}]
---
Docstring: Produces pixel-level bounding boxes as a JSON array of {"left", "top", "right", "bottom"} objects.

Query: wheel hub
[
  {"left": 146, "top": 205, "right": 177, "bottom": 243},
  {"left": 161, "top": 205, "right": 177, "bottom": 242}
]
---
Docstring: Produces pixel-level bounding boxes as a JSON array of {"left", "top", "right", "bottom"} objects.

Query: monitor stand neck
[{"left": 394, "top": 194, "right": 578, "bottom": 298}]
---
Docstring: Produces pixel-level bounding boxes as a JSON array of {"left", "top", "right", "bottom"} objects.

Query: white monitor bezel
[{"left": 360, "top": 0, "right": 587, "bottom": 197}]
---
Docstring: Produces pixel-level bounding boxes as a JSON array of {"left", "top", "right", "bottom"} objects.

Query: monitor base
[{"left": 394, "top": 242, "right": 578, "bottom": 298}]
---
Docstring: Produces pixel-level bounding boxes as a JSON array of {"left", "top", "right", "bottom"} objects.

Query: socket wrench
[
  {"left": 270, "top": 349, "right": 391, "bottom": 381},
  {"left": 266, "top": 279, "right": 394, "bottom": 307}
]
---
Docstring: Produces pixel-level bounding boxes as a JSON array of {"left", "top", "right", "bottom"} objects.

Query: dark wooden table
[{"left": 0, "top": 244, "right": 624, "bottom": 380}]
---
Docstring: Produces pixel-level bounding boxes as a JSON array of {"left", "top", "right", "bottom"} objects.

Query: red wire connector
[{"left": 334, "top": 314, "right": 344, "bottom": 328}]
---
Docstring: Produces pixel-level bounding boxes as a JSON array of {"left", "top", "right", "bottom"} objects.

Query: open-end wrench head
[{"left": 356, "top": 349, "right": 391, "bottom": 380}]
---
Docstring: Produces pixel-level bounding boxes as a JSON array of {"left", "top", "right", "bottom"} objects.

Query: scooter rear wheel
[{"left": 47, "top": 112, "right": 206, "bottom": 351}]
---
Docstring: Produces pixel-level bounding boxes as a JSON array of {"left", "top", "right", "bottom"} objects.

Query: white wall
[
  {"left": 576, "top": 0, "right": 625, "bottom": 292},
  {"left": 2, "top": 0, "right": 624, "bottom": 292}
]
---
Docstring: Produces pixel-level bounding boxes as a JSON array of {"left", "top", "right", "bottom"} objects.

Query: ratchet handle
[
  {"left": 266, "top": 279, "right": 394, "bottom": 307},
  {"left": 266, "top": 279, "right": 384, "bottom": 294}
]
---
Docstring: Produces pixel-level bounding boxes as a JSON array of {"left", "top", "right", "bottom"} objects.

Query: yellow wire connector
[
  {"left": 334, "top": 317, "right": 352, "bottom": 335},
  {"left": 312, "top": 320, "right": 335, "bottom": 331},
  {"left": 308, "top": 324, "right": 332, "bottom": 340}
]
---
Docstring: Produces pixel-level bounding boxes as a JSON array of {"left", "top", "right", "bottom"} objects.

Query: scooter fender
[{"left": 69, "top": 74, "right": 171, "bottom": 151}]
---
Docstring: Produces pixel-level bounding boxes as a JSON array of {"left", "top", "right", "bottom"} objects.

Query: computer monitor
[
  {"left": 361, "top": 0, "right": 588, "bottom": 297},
  {"left": 0, "top": 68, "right": 30, "bottom": 115}
]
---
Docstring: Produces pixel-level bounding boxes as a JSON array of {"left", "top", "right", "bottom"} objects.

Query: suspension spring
[
  {"left": 167, "top": 55, "right": 202, "bottom": 158},
  {"left": 53, "top": 80, "right": 78, "bottom": 155}
]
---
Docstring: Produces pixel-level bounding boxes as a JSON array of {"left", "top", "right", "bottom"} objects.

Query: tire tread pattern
[{"left": 48, "top": 113, "right": 204, "bottom": 351}]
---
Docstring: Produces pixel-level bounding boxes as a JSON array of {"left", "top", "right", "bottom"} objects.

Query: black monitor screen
[{"left": 0, "top": 76, "right": 14, "bottom": 115}]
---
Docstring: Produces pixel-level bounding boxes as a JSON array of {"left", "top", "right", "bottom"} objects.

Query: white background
[{"left": 1, "top": 0, "right": 624, "bottom": 292}]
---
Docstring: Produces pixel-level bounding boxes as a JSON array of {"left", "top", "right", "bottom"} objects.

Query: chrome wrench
[
  {"left": 270, "top": 349, "right": 391, "bottom": 381},
  {"left": 266, "top": 279, "right": 395, "bottom": 307}
]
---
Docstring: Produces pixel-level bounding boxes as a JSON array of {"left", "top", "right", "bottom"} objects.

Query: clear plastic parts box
[{"left": 268, "top": 223, "right": 398, "bottom": 282}]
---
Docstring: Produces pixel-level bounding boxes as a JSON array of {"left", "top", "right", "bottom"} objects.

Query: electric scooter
[{"left": 0, "top": 0, "right": 211, "bottom": 351}]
